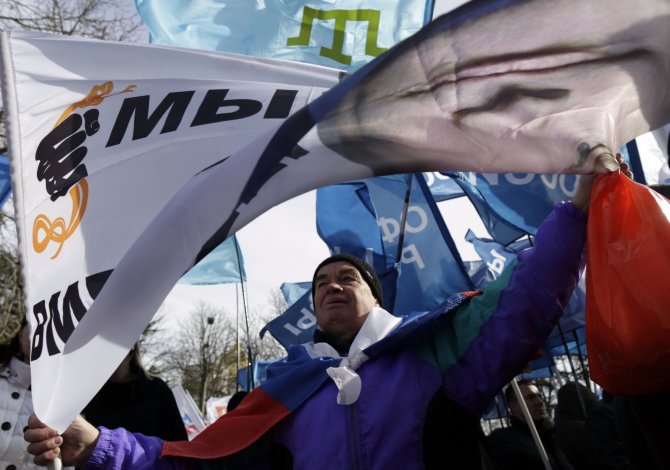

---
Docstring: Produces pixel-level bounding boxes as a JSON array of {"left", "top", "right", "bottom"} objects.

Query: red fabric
[
  {"left": 586, "top": 172, "right": 670, "bottom": 395},
  {"left": 161, "top": 388, "right": 290, "bottom": 459}
]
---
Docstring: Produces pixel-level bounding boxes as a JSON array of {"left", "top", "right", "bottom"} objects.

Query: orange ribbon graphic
[
  {"left": 55, "top": 81, "right": 137, "bottom": 126},
  {"left": 33, "top": 81, "right": 135, "bottom": 259},
  {"left": 33, "top": 179, "right": 88, "bottom": 259}
]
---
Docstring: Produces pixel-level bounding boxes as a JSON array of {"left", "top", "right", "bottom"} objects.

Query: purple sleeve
[
  {"left": 442, "top": 202, "right": 587, "bottom": 415},
  {"left": 82, "top": 427, "right": 197, "bottom": 470}
]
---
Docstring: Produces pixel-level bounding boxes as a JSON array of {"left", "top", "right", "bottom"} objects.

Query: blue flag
[
  {"left": 448, "top": 172, "right": 579, "bottom": 245},
  {"left": 260, "top": 290, "right": 317, "bottom": 349},
  {"left": 237, "top": 359, "right": 277, "bottom": 390},
  {"left": 465, "top": 230, "right": 586, "bottom": 345},
  {"left": 622, "top": 127, "right": 670, "bottom": 186},
  {"left": 178, "top": 236, "right": 246, "bottom": 285},
  {"left": 444, "top": 143, "right": 645, "bottom": 246},
  {"left": 465, "top": 229, "right": 531, "bottom": 286},
  {"left": 136, "top": 0, "right": 434, "bottom": 72},
  {"left": 316, "top": 173, "right": 473, "bottom": 314},
  {"left": 422, "top": 171, "right": 462, "bottom": 202},
  {"left": 280, "top": 282, "right": 312, "bottom": 305},
  {"left": 0, "top": 155, "right": 10, "bottom": 207}
]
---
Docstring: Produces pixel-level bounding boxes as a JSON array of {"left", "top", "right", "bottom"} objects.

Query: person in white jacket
[{"left": 0, "top": 321, "right": 71, "bottom": 470}]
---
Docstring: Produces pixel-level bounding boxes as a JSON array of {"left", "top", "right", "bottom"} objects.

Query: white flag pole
[{"left": 510, "top": 378, "right": 552, "bottom": 470}]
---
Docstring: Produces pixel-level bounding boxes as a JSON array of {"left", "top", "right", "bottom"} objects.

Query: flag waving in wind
[
  {"left": 1, "top": 0, "right": 669, "bottom": 431},
  {"left": 137, "top": 0, "right": 434, "bottom": 71}
]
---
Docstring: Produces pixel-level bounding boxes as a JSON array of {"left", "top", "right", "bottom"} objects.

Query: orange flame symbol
[{"left": 32, "top": 81, "right": 135, "bottom": 259}]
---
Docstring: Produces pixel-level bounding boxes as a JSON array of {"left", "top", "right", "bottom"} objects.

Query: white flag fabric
[
  {"left": 170, "top": 385, "right": 207, "bottom": 440},
  {"left": 0, "top": 31, "right": 340, "bottom": 431},
  {"left": 2, "top": 0, "right": 670, "bottom": 432}
]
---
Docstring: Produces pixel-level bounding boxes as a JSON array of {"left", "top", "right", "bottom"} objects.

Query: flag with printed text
[
  {"left": 317, "top": 173, "right": 473, "bottom": 314},
  {"left": 2, "top": 0, "right": 669, "bottom": 431},
  {"left": 136, "top": 0, "right": 435, "bottom": 72}
]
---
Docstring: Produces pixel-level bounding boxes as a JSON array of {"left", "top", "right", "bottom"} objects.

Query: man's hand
[
  {"left": 24, "top": 414, "right": 100, "bottom": 467},
  {"left": 572, "top": 151, "right": 633, "bottom": 212}
]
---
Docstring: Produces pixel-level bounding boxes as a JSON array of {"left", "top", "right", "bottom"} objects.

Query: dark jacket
[
  {"left": 81, "top": 202, "right": 586, "bottom": 470},
  {"left": 486, "top": 416, "right": 574, "bottom": 470},
  {"left": 83, "top": 373, "right": 187, "bottom": 441}
]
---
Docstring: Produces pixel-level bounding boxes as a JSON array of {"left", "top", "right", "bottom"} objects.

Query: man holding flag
[{"left": 25, "top": 152, "right": 629, "bottom": 469}]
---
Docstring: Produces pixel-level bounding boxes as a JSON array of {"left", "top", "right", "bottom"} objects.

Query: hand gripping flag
[{"left": 2, "top": 0, "right": 670, "bottom": 431}]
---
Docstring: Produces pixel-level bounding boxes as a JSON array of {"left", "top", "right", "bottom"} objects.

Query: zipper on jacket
[{"left": 346, "top": 403, "right": 363, "bottom": 470}]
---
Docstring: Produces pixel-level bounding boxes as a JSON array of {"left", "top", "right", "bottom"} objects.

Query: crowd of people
[
  {"left": 0, "top": 151, "right": 657, "bottom": 469},
  {"left": 0, "top": 151, "right": 662, "bottom": 469}
]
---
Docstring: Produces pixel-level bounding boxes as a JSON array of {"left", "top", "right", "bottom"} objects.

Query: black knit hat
[{"left": 312, "top": 254, "right": 383, "bottom": 307}]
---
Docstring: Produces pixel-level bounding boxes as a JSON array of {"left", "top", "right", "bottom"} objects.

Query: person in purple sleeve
[{"left": 25, "top": 152, "right": 630, "bottom": 470}]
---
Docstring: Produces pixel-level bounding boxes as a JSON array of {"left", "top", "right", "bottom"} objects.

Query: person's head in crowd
[
  {"left": 556, "top": 382, "right": 597, "bottom": 421},
  {"left": 311, "top": 254, "right": 383, "bottom": 342},
  {"left": 227, "top": 391, "right": 249, "bottom": 413},
  {"left": 110, "top": 342, "right": 151, "bottom": 383},
  {"left": 0, "top": 318, "right": 30, "bottom": 367},
  {"left": 505, "top": 380, "right": 550, "bottom": 424}
]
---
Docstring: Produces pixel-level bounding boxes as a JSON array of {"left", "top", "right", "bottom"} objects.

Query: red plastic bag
[{"left": 586, "top": 172, "right": 670, "bottom": 395}]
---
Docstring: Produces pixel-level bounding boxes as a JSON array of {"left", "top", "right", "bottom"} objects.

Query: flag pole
[
  {"left": 510, "top": 378, "right": 552, "bottom": 470},
  {"left": 233, "top": 236, "right": 254, "bottom": 390},
  {"left": 394, "top": 174, "right": 414, "bottom": 265},
  {"left": 235, "top": 282, "right": 241, "bottom": 391},
  {"left": 48, "top": 459, "right": 62, "bottom": 470}
]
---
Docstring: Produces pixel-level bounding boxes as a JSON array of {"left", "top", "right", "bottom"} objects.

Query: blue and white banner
[
  {"left": 626, "top": 124, "right": 670, "bottom": 186},
  {"left": 137, "top": 0, "right": 434, "bottom": 72},
  {"left": 464, "top": 229, "right": 530, "bottom": 285},
  {"left": 170, "top": 384, "right": 207, "bottom": 440},
  {"left": 445, "top": 140, "right": 662, "bottom": 246},
  {"left": 261, "top": 281, "right": 317, "bottom": 350},
  {"left": 237, "top": 359, "right": 277, "bottom": 390},
  {"left": 422, "top": 171, "right": 462, "bottom": 202},
  {"left": 449, "top": 172, "right": 579, "bottom": 245},
  {"left": 260, "top": 290, "right": 317, "bottom": 349},
  {"left": 465, "top": 230, "right": 586, "bottom": 339},
  {"left": 178, "top": 235, "right": 246, "bottom": 285},
  {"left": 317, "top": 173, "right": 473, "bottom": 314},
  {"left": 3, "top": 0, "right": 669, "bottom": 431}
]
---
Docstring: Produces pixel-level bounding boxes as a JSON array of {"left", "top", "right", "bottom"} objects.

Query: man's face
[
  {"left": 313, "top": 261, "right": 379, "bottom": 342},
  {"left": 510, "top": 384, "right": 549, "bottom": 423}
]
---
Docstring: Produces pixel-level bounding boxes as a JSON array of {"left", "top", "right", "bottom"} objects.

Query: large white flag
[
  {"left": 0, "top": 31, "right": 340, "bottom": 430},
  {"left": 2, "top": 0, "right": 670, "bottom": 431}
]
